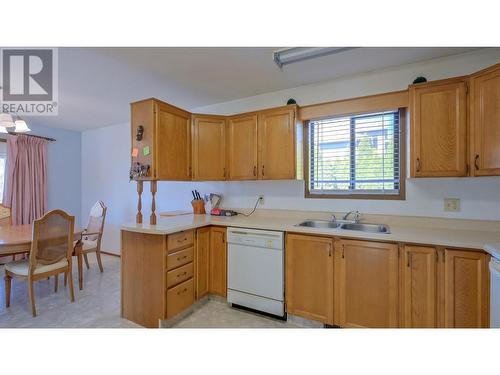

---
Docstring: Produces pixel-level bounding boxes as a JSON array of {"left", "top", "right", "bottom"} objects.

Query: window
[{"left": 306, "top": 109, "right": 405, "bottom": 199}]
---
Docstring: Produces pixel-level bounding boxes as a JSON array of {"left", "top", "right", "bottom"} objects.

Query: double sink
[{"left": 297, "top": 220, "right": 390, "bottom": 234}]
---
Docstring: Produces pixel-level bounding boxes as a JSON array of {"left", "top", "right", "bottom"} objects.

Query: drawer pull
[
  {"left": 177, "top": 238, "right": 187, "bottom": 243},
  {"left": 177, "top": 288, "right": 188, "bottom": 295},
  {"left": 177, "top": 272, "right": 188, "bottom": 278},
  {"left": 177, "top": 255, "right": 188, "bottom": 261}
]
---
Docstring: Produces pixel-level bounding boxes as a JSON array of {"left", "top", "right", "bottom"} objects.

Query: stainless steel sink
[
  {"left": 296, "top": 220, "right": 341, "bottom": 229},
  {"left": 296, "top": 219, "right": 390, "bottom": 234},
  {"left": 339, "top": 223, "right": 390, "bottom": 233}
]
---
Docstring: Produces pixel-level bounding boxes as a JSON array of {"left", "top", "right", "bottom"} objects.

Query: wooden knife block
[{"left": 191, "top": 200, "right": 206, "bottom": 214}]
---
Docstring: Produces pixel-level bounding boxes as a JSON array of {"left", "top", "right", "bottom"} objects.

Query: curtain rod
[{"left": 0, "top": 133, "right": 56, "bottom": 142}]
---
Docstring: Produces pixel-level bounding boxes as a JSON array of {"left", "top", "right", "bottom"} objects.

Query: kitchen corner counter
[{"left": 122, "top": 212, "right": 500, "bottom": 250}]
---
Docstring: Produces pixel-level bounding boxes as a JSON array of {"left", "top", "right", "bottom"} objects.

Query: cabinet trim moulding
[{"left": 298, "top": 90, "right": 409, "bottom": 121}]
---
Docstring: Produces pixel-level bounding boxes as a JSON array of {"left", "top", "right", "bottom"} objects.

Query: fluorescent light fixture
[
  {"left": 0, "top": 113, "right": 15, "bottom": 128},
  {"left": 273, "top": 47, "right": 358, "bottom": 68},
  {"left": 0, "top": 126, "right": 8, "bottom": 134},
  {"left": 14, "top": 117, "right": 31, "bottom": 132}
]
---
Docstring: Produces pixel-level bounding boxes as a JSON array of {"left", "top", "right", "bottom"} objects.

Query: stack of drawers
[{"left": 166, "top": 230, "right": 195, "bottom": 318}]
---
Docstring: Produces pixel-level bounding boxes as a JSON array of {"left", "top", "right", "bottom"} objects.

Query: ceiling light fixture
[
  {"left": 0, "top": 126, "right": 8, "bottom": 134},
  {"left": 0, "top": 113, "right": 16, "bottom": 128},
  {"left": 14, "top": 116, "right": 31, "bottom": 133},
  {"left": 273, "top": 47, "right": 358, "bottom": 68}
]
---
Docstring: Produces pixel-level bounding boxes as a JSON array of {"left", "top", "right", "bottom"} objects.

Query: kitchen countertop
[{"left": 122, "top": 212, "right": 500, "bottom": 250}]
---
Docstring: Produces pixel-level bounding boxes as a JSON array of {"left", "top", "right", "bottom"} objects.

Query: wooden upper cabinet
[
  {"left": 155, "top": 102, "right": 191, "bottom": 180},
  {"left": 209, "top": 227, "right": 227, "bottom": 297},
  {"left": 130, "top": 99, "right": 156, "bottom": 179},
  {"left": 336, "top": 239, "right": 399, "bottom": 328},
  {"left": 192, "top": 115, "right": 227, "bottom": 181},
  {"left": 130, "top": 98, "right": 191, "bottom": 181},
  {"left": 226, "top": 115, "right": 258, "bottom": 180},
  {"left": 444, "top": 249, "right": 489, "bottom": 328},
  {"left": 285, "top": 234, "right": 334, "bottom": 324},
  {"left": 470, "top": 63, "right": 500, "bottom": 176},
  {"left": 401, "top": 245, "right": 438, "bottom": 328},
  {"left": 409, "top": 78, "right": 467, "bottom": 177},
  {"left": 258, "top": 107, "right": 296, "bottom": 180}
]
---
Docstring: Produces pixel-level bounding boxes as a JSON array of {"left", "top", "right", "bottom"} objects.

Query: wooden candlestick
[
  {"left": 136, "top": 180, "right": 143, "bottom": 224},
  {"left": 150, "top": 180, "right": 157, "bottom": 225}
]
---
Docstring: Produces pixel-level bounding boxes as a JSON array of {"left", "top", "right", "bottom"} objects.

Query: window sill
[{"left": 305, "top": 191, "right": 406, "bottom": 200}]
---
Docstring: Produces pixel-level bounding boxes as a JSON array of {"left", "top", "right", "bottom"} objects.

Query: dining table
[{"left": 0, "top": 224, "right": 86, "bottom": 290}]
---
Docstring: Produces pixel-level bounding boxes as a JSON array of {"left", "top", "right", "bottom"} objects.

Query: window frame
[{"left": 304, "top": 108, "right": 406, "bottom": 200}]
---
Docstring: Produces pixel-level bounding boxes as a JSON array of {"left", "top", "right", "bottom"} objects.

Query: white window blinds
[{"left": 308, "top": 110, "right": 401, "bottom": 196}]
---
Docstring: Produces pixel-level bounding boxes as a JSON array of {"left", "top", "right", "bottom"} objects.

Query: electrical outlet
[
  {"left": 258, "top": 195, "right": 264, "bottom": 205},
  {"left": 444, "top": 198, "right": 460, "bottom": 212}
]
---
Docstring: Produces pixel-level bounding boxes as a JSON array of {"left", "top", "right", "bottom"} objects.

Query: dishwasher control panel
[{"left": 227, "top": 227, "right": 284, "bottom": 250}]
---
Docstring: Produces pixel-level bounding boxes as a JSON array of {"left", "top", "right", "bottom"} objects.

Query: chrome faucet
[
  {"left": 330, "top": 214, "right": 337, "bottom": 222},
  {"left": 342, "top": 210, "right": 361, "bottom": 223}
]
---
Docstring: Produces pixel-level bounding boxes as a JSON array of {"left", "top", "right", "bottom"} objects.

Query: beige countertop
[{"left": 122, "top": 210, "right": 500, "bottom": 250}]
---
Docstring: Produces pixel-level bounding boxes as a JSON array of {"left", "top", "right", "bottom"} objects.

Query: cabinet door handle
[
  {"left": 328, "top": 243, "right": 332, "bottom": 257},
  {"left": 253, "top": 165, "right": 257, "bottom": 176},
  {"left": 416, "top": 158, "right": 421, "bottom": 172},
  {"left": 407, "top": 253, "right": 411, "bottom": 268},
  {"left": 223, "top": 167, "right": 227, "bottom": 178},
  {"left": 474, "top": 154, "right": 480, "bottom": 170},
  {"left": 341, "top": 245, "right": 345, "bottom": 259},
  {"left": 262, "top": 165, "right": 265, "bottom": 177}
]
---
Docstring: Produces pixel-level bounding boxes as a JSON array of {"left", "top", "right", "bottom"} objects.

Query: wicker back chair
[{"left": 4, "top": 209, "right": 75, "bottom": 317}]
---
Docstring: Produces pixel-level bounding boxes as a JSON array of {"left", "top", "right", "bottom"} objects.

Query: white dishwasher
[
  {"left": 490, "top": 257, "right": 500, "bottom": 328},
  {"left": 227, "top": 227, "right": 284, "bottom": 317},
  {"left": 484, "top": 243, "right": 500, "bottom": 328}
]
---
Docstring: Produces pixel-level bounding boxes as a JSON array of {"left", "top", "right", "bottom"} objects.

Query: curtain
[{"left": 3, "top": 134, "right": 48, "bottom": 225}]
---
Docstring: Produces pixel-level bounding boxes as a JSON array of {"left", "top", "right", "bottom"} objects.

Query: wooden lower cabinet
[
  {"left": 121, "top": 231, "right": 166, "bottom": 328},
  {"left": 120, "top": 229, "right": 196, "bottom": 327},
  {"left": 401, "top": 245, "right": 438, "bottom": 328},
  {"left": 195, "top": 227, "right": 210, "bottom": 299},
  {"left": 285, "top": 234, "right": 334, "bottom": 324},
  {"left": 166, "top": 278, "right": 195, "bottom": 319},
  {"left": 122, "top": 228, "right": 491, "bottom": 328},
  {"left": 209, "top": 227, "right": 227, "bottom": 297},
  {"left": 335, "top": 239, "right": 399, "bottom": 328},
  {"left": 400, "top": 246, "right": 490, "bottom": 328},
  {"left": 444, "top": 249, "right": 489, "bottom": 328}
]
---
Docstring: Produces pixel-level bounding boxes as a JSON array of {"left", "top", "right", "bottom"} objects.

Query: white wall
[
  {"left": 32, "top": 124, "right": 82, "bottom": 224},
  {"left": 81, "top": 123, "right": 226, "bottom": 253},
  {"left": 82, "top": 49, "right": 500, "bottom": 254}
]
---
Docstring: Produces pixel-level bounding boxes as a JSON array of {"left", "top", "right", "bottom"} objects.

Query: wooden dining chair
[
  {"left": 77, "top": 201, "right": 107, "bottom": 272},
  {"left": 3, "top": 209, "right": 75, "bottom": 317},
  {"left": 0, "top": 204, "right": 15, "bottom": 264}
]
